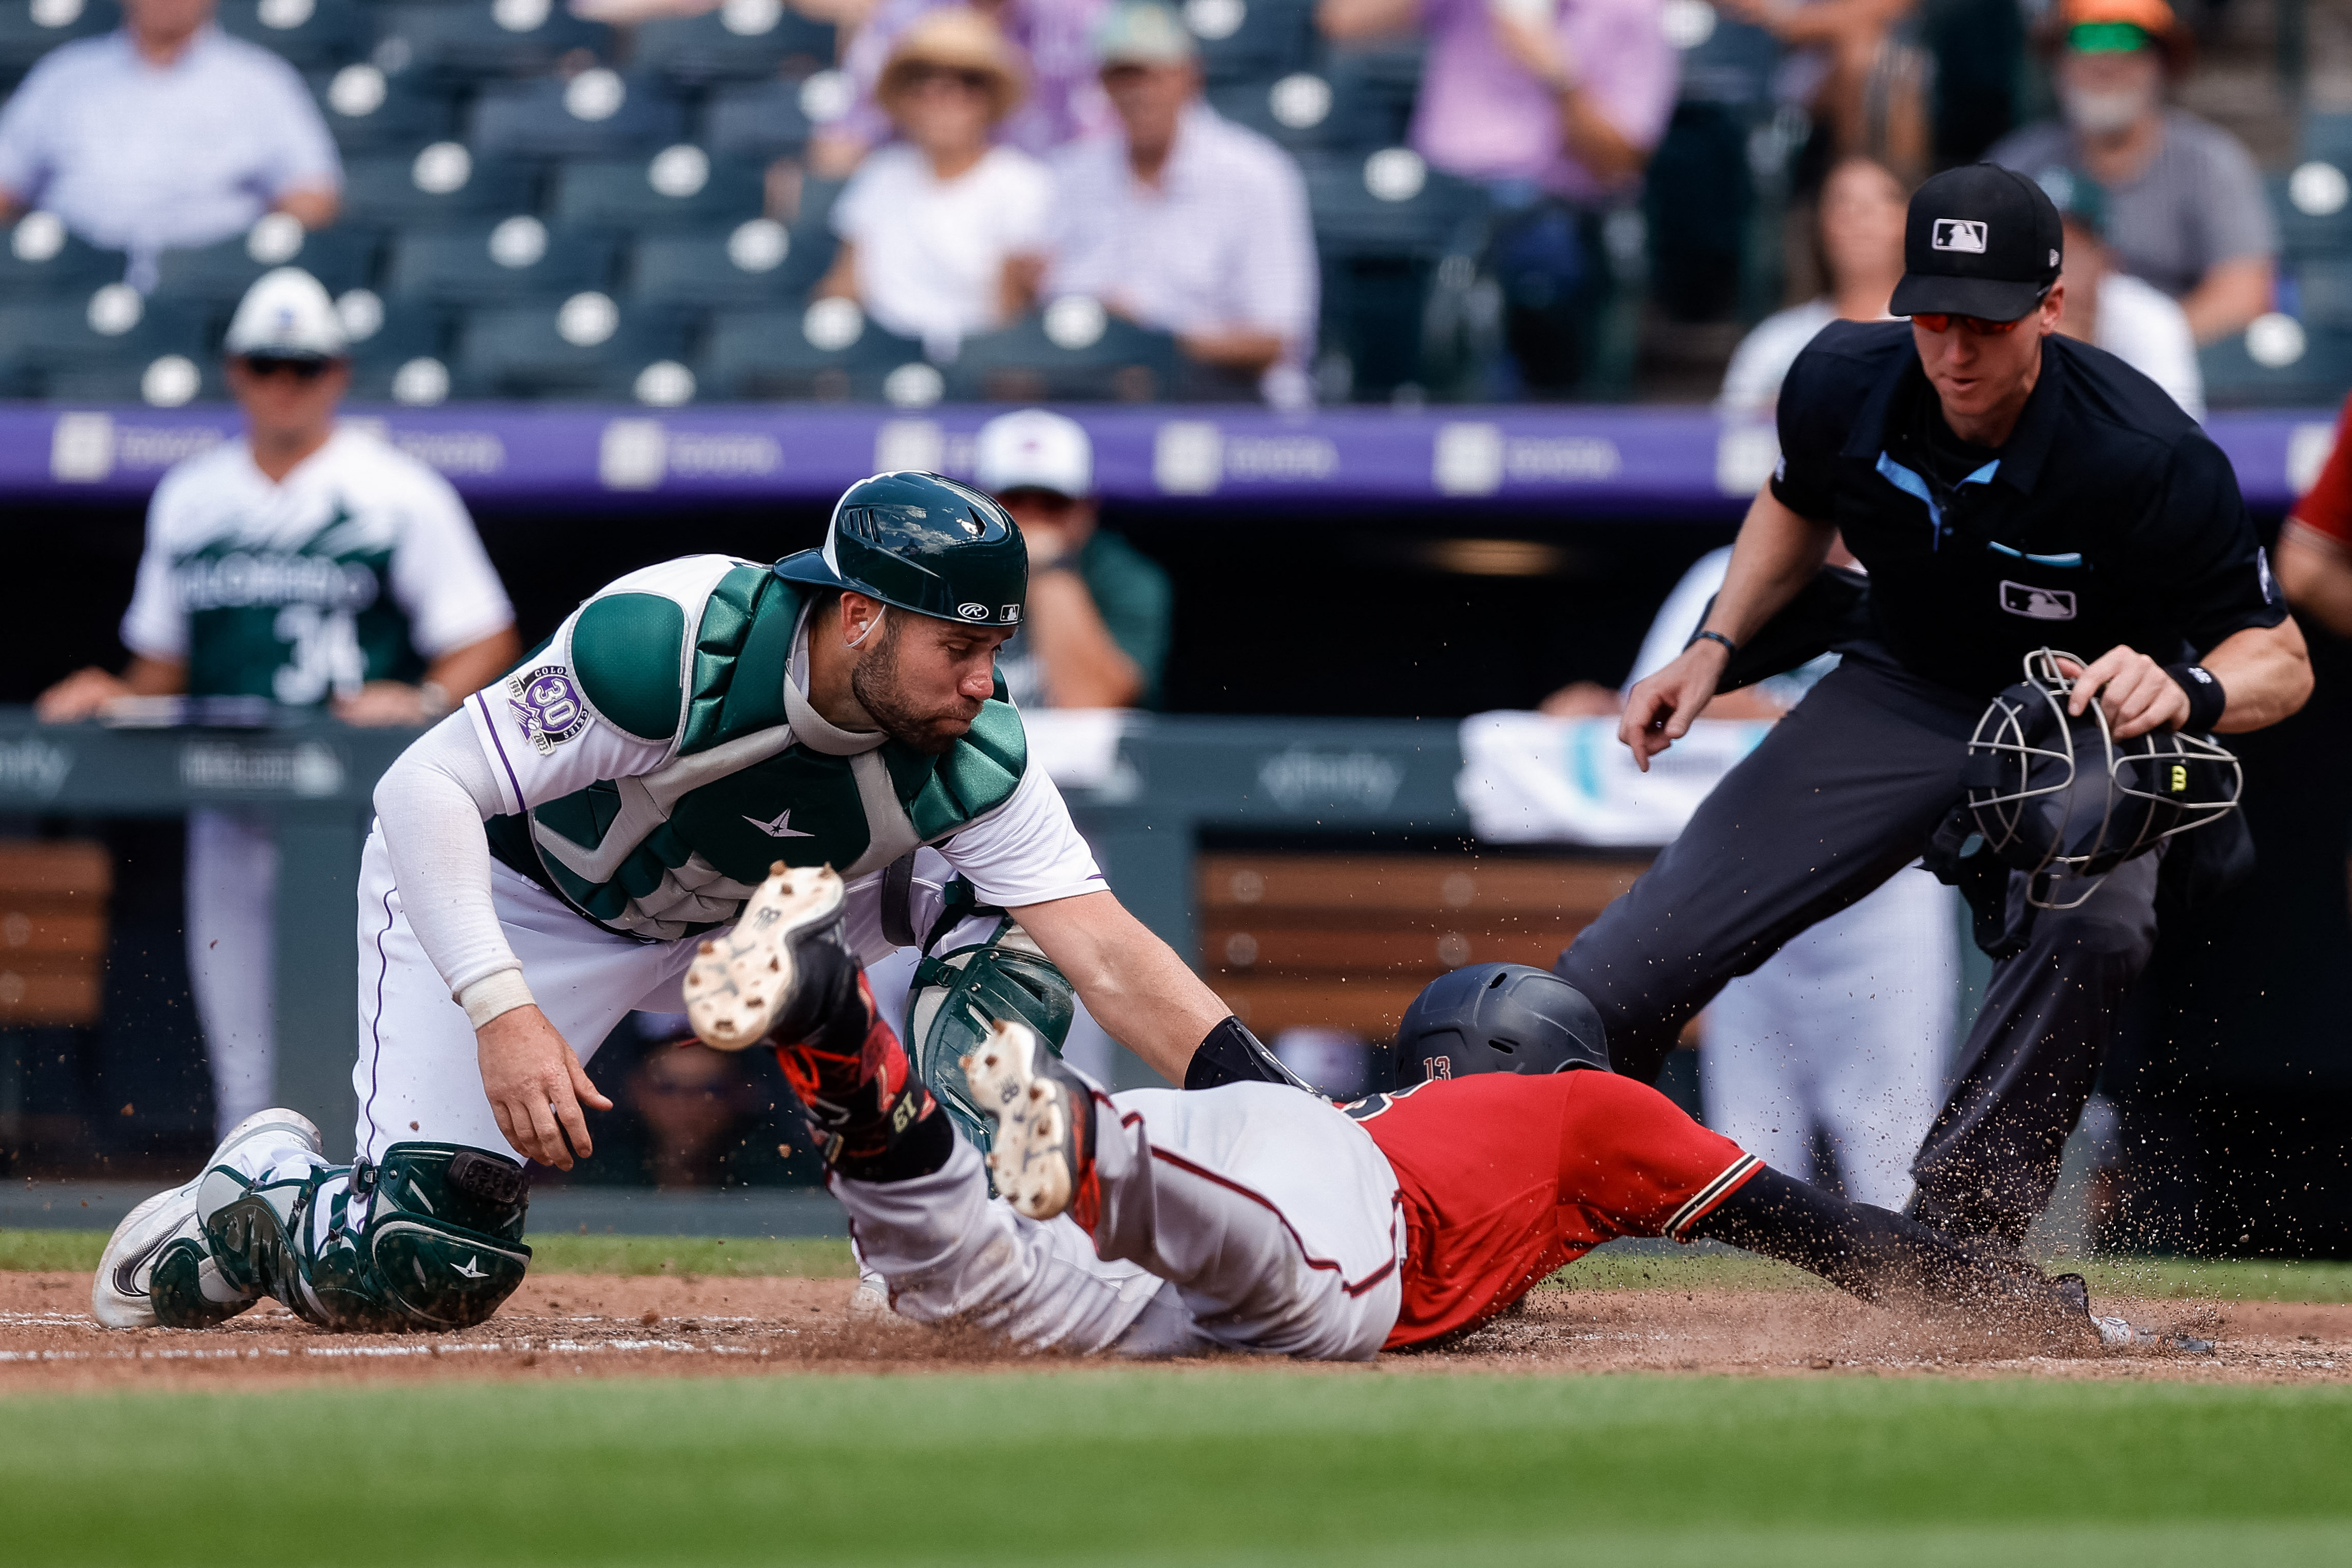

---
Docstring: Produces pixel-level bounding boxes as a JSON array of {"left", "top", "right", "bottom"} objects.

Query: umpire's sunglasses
[
  {"left": 1909, "top": 287, "right": 2053, "bottom": 336},
  {"left": 238, "top": 355, "right": 333, "bottom": 380}
]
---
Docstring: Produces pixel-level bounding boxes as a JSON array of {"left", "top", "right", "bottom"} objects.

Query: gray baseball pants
[{"left": 1554, "top": 644, "right": 2163, "bottom": 1247}]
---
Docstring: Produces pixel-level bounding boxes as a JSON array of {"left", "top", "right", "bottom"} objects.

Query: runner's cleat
[
  {"left": 2093, "top": 1315, "right": 2216, "bottom": 1354},
  {"left": 685, "top": 862, "right": 849, "bottom": 1050},
  {"left": 90, "top": 1108, "right": 323, "bottom": 1329},
  {"left": 963, "top": 1019, "right": 1098, "bottom": 1225}
]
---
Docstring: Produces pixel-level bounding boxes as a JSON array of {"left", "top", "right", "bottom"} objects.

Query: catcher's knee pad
[
  {"left": 204, "top": 1143, "right": 531, "bottom": 1332},
  {"left": 908, "top": 916, "right": 1075, "bottom": 1151}
]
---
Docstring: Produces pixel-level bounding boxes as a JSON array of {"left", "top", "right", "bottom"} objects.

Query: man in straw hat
[{"left": 814, "top": 7, "right": 1054, "bottom": 359}]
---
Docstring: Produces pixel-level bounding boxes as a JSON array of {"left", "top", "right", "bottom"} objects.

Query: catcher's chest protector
[{"left": 486, "top": 564, "right": 1029, "bottom": 941}]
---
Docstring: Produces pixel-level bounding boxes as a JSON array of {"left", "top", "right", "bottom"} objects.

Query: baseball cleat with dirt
[
  {"left": 963, "top": 1019, "right": 1097, "bottom": 1224},
  {"left": 2051, "top": 1273, "right": 2215, "bottom": 1354},
  {"left": 685, "top": 862, "right": 848, "bottom": 1050},
  {"left": 91, "top": 1107, "right": 323, "bottom": 1330}
]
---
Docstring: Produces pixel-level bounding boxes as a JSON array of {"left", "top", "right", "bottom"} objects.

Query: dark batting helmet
[
  {"left": 1394, "top": 963, "right": 1611, "bottom": 1085},
  {"left": 1961, "top": 648, "right": 2242, "bottom": 910},
  {"left": 774, "top": 470, "right": 1029, "bottom": 627}
]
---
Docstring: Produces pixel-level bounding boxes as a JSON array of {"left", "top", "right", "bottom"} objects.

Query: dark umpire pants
[{"left": 1555, "top": 644, "right": 2161, "bottom": 1246}]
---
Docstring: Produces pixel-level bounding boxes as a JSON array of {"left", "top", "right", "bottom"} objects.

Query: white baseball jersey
[{"left": 122, "top": 426, "right": 511, "bottom": 704}]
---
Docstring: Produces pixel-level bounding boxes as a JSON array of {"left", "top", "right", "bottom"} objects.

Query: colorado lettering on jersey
[{"left": 173, "top": 551, "right": 383, "bottom": 614}]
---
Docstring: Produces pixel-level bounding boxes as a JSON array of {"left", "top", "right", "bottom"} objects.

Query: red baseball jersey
[
  {"left": 2289, "top": 392, "right": 2352, "bottom": 554},
  {"left": 1346, "top": 1071, "right": 1762, "bottom": 1350}
]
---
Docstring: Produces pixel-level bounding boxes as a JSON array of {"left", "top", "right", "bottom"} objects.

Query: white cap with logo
[
  {"left": 972, "top": 408, "right": 1094, "bottom": 499},
  {"left": 224, "top": 266, "right": 349, "bottom": 359}
]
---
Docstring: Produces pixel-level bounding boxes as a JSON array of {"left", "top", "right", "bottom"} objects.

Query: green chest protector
[{"left": 486, "top": 567, "right": 1030, "bottom": 942}]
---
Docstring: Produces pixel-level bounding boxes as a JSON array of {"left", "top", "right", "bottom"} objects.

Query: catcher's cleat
[
  {"left": 685, "top": 862, "right": 849, "bottom": 1050},
  {"left": 2051, "top": 1273, "right": 2217, "bottom": 1355},
  {"left": 91, "top": 1108, "right": 323, "bottom": 1330},
  {"left": 963, "top": 1019, "right": 1098, "bottom": 1226}
]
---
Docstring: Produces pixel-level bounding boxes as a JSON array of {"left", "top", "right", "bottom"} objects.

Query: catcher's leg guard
[
  {"left": 202, "top": 1142, "right": 531, "bottom": 1331},
  {"left": 907, "top": 916, "right": 1076, "bottom": 1152}
]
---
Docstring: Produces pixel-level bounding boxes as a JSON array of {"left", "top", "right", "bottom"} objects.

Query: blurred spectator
[
  {"left": 815, "top": 9, "right": 1053, "bottom": 358},
  {"left": 1986, "top": 0, "right": 2273, "bottom": 344},
  {"left": 2045, "top": 169, "right": 2203, "bottom": 417},
  {"left": 1047, "top": 2, "right": 1318, "bottom": 404},
  {"left": 0, "top": 0, "right": 340, "bottom": 292},
  {"left": 1319, "top": 0, "right": 1676, "bottom": 394},
  {"left": 627, "top": 1032, "right": 763, "bottom": 1189},
  {"left": 974, "top": 409, "right": 1171, "bottom": 709},
  {"left": 1717, "top": 0, "right": 1928, "bottom": 181},
  {"left": 815, "top": 0, "right": 1113, "bottom": 174},
  {"left": 1717, "top": 155, "right": 1906, "bottom": 419},
  {"left": 35, "top": 269, "right": 517, "bottom": 1138},
  {"left": 2274, "top": 392, "right": 2352, "bottom": 639}
]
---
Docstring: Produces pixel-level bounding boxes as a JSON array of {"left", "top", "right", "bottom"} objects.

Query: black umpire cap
[{"left": 1889, "top": 163, "right": 2065, "bottom": 323}]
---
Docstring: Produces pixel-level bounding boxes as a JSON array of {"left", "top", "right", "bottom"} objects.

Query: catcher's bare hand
[
  {"left": 476, "top": 1005, "right": 612, "bottom": 1169},
  {"left": 2058, "top": 646, "right": 2191, "bottom": 741},
  {"left": 1618, "top": 640, "right": 1730, "bottom": 772}
]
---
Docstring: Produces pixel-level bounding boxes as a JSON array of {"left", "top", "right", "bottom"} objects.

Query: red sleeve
[{"left": 2289, "top": 393, "right": 2352, "bottom": 552}]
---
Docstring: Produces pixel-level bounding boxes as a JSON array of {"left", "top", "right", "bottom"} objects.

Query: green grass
[{"left": 3, "top": 1373, "right": 2348, "bottom": 1566}]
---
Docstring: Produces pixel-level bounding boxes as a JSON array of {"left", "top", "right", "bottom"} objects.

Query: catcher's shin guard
[
  {"left": 908, "top": 916, "right": 1076, "bottom": 1153},
  {"left": 202, "top": 1143, "right": 531, "bottom": 1331}
]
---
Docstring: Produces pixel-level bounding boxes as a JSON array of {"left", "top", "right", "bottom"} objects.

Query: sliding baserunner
[
  {"left": 685, "top": 869, "right": 2189, "bottom": 1359},
  {"left": 91, "top": 473, "right": 1299, "bottom": 1333}
]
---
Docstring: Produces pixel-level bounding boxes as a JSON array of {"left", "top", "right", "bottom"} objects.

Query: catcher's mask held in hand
[{"left": 1960, "top": 647, "right": 2242, "bottom": 910}]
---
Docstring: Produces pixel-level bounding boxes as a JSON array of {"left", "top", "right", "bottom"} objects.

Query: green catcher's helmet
[{"left": 774, "top": 470, "right": 1028, "bottom": 627}]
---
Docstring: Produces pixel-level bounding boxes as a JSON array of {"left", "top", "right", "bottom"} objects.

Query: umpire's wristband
[{"left": 2164, "top": 662, "right": 2227, "bottom": 732}]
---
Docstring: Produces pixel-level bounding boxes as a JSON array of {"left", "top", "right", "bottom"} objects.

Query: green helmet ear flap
[{"left": 906, "top": 919, "right": 1076, "bottom": 1153}]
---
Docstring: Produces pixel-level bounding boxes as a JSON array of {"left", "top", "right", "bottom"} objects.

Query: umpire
[{"left": 1559, "top": 164, "right": 2312, "bottom": 1248}]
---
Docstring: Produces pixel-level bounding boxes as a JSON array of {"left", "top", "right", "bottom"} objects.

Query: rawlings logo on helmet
[{"left": 956, "top": 602, "right": 989, "bottom": 620}]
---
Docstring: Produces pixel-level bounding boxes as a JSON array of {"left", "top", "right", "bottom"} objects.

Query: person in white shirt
[
  {"left": 816, "top": 7, "right": 1054, "bottom": 360},
  {"left": 1046, "top": 2, "right": 1319, "bottom": 404},
  {"left": 1718, "top": 155, "right": 1907, "bottom": 419},
  {"left": 2048, "top": 173, "right": 2204, "bottom": 418},
  {"left": 37, "top": 269, "right": 517, "bottom": 1138},
  {"left": 0, "top": 0, "right": 340, "bottom": 291}
]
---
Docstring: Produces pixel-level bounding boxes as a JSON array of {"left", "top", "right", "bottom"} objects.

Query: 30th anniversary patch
[{"left": 506, "top": 665, "right": 592, "bottom": 753}]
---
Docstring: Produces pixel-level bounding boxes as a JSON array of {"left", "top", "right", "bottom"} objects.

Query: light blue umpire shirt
[{"left": 0, "top": 23, "right": 340, "bottom": 288}]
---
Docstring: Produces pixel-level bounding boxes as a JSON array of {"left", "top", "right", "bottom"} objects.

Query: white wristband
[{"left": 457, "top": 969, "right": 536, "bottom": 1030}]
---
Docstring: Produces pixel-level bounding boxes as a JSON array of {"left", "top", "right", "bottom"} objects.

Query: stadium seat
[
  {"left": 0, "top": 0, "right": 115, "bottom": 80},
  {"left": 2297, "top": 259, "right": 2352, "bottom": 329},
  {"left": 1304, "top": 148, "right": 1488, "bottom": 400},
  {"left": 1206, "top": 71, "right": 1388, "bottom": 155},
  {"left": 551, "top": 150, "right": 766, "bottom": 231},
  {"left": 217, "top": 0, "right": 373, "bottom": 71},
  {"left": 385, "top": 219, "right": 617, "bottom": 305},
  {"left": 345, "top": 303, "right": 459, "bottom": 405},
  {"left": 453, "top": 293, "right": 692, "bottom": 399},
  {"left": 150, "top": 218, "right": 381, "bottom": 308},
  {"left": 341, "top": 145, "right": 540, "bottom": 228},
  {"left": 0, "top": 288, "right": 206, "bottom": 399},
  {"left": 632, "top": 0, "right": 836, "bottom": 87},
  {"left": 310, "top": 62, "right": 460, "bottom": 153},
  {"left": 2272, "top": 169, "right": 2352, "bottom": 264},
  {"left": 699, "top": 300, "right": 927, "bottom": 400},
  {"left": 0, "top": 211, "right": 123, "bottom": 299},
  {"left": 372, "top": 1, "right": 609, "bottom": 83},
  {"left": 2302, "top": 110, "right": 2352, "bottom": 170},
  {"left": 45, "top": 347, "right": 228, "bottom": 407},
  {"left": 1182, "top": 0, "right": 1314, "bottom": 87},
  {"left": 1320, "top": 41, "right": 1425, "bottom": 147},
  {"left": 629, "top": 220, "right": 832, "bottom": 311},
  {"left": 469, "top": 71, "right": 692, "bottom": 163},
  {"left": 2198, "top": 317, "right": 2352, "bottom": 408},
  {"left": 944, "top": 300, "right": 1183, "bottom": 401},
  {"left": 701, "top": 79, "right": 817, "bottom": 161}
]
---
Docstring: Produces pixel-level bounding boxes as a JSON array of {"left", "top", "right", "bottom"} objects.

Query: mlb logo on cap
[{"left": 1933, "top": 219, "right": 1988, "bottom": 254}]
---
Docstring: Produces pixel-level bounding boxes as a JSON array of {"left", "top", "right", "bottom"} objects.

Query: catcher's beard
[{"left": 849, "top": 617, "right": 981, "bottom": 756}]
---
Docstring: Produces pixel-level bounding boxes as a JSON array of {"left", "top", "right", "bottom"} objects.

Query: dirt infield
[{"left": 5, "top": 1271, "right": 2347, "bottom": 1390}]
